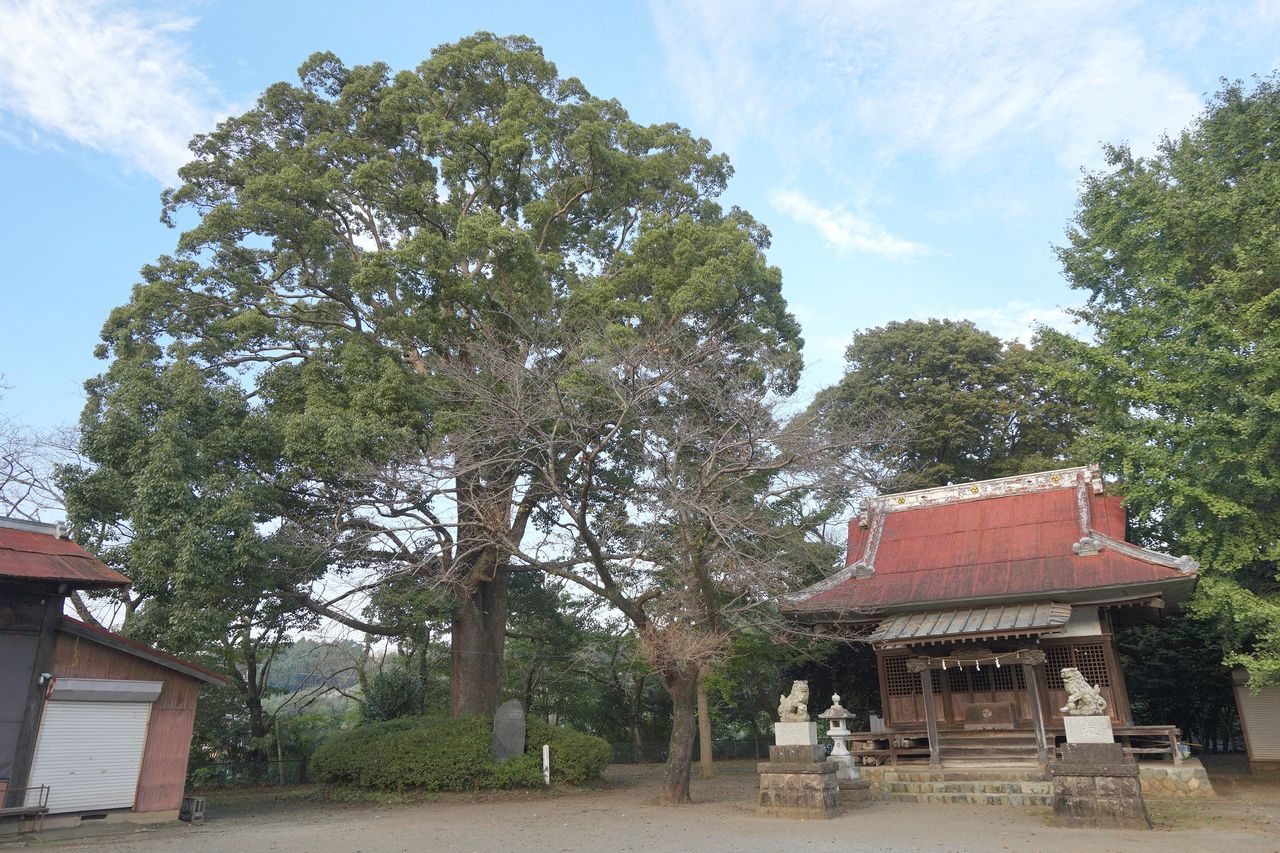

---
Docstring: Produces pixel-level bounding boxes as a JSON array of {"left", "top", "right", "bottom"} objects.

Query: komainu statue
[
  {"left": 1060, "top": 667, "right": 1108, "bottom": 716},
  {"left": 777, "top": 680, "right": 810, "bottom": 722}
]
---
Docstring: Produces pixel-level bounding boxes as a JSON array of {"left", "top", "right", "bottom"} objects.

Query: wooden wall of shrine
[{"left": 876, "top": 635, "right": 1132, "bottom": 730}]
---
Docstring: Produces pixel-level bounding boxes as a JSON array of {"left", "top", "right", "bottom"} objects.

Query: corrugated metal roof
[
  {"left": 60, "top": 618, "right": 228, "bottom": 685},
  {"left": 785, "top": 484, "right": 1197, "bottom": 618},
  {"left": 0, "top": 526, "right": 131, "bottom": 588},
  {"left": 869, "top": 602, "right": 1072, "bottom": 645}
]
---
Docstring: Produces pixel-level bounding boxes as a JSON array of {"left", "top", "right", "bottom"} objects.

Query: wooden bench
[{"left": 0, "top": 786, "right": 50, "bottom": 833}]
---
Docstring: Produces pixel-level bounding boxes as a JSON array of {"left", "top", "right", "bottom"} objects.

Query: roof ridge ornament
[{"left": 858, "top": 464, "right": 1103, "bottom": 525}]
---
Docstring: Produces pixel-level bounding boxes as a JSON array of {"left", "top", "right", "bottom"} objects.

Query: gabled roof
[
  {"left": 783, "top": 466, "right": 1198, "bottom": 622},
  {"left": 60, "top": 617, "right": 228, "bottom": 685},
  {"left": 0, "top": 517, "right": 131, "bottom": 590}
]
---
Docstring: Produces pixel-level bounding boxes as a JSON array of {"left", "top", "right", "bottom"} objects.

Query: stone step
[
  {"left": 878, "top": 769, "right": 1048, "bottom": 783},
  {"left": 885, "top": 791, "right": 1053, "bottom": 806},
  {"left": 882, "top": 781, "right": 1052, "bottom": 795}
]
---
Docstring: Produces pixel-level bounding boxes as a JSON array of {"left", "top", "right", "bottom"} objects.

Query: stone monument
[
  {"left": 756, "top": 680, "right": 842, "bottom": 819},
  {"left": 491, "top": 699, "right": 526, "bottom": 762},
  {"left": 1049, "top": 667, "right": 1149, "bottom": 829}
]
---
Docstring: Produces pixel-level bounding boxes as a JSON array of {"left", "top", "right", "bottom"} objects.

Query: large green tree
[
  {"left": 1050, "top": 76, "right": 1280, "bottom": 684},
  {"left": 78, "top": 33, "right": 800, "bottom": 717},
  {"left": 811, "top": 318, "right": 1086, "bottom": 488}
]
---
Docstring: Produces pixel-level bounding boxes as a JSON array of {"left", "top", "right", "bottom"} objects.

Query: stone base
[
  {"left": 1049, "top": 743, "right": 1150, "bottom": 829},
  {"left": 770, "top": 744, "right": 824, "bottom": 763},
  {"left": 827, "top": 752, "right": 861, "bottom": 781},
  {"left": 773, "top": 721, "right": 818, "bottom": 746},
  {"left": 839, "top": 778, "right": 876, "bottom": 808},
  {"left": 757, "top": 761, "right": 842, "bottom": 819},
  {"left": 1139, "top": 759, "right": 1215, "bottom": 797},
  {"left": 1064, "top": 714, "right": 1114, "bottom": 743}
]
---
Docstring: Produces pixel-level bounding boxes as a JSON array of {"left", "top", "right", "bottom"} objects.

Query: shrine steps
[
  {"left": 937, "top": 731, "right": 1041, "bottom": 766},
  {"left": 865, "top": 768, "right": 1052, "bottom": 807}
]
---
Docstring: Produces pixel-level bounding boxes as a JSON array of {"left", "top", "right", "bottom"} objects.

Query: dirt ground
[{"left": 9, "top": 758, "right": 1280, "bottom": 853}]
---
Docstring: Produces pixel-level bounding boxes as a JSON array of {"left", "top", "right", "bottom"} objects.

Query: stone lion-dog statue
[
  {"left": 777, "top": 680, "right": 810, "bottom": 722},
  {"left": 1060, "top": 666, "right": 1108, "bottom": 716}
]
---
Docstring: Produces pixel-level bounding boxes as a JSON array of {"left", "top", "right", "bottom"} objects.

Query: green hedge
[
  {"left": 311, "top": 714, "right": 610, "bottom": 790},
  {"left": 528, "top": 720, "right": 612, "bottom": 784}
]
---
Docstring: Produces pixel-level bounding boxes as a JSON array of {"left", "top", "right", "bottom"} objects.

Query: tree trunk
[
  {"left": 631, "top": 674, "right": 647, "bottom": 763},
  {"left": 660, "top": 668, "right": 698, "bottom": 805},
  {"left": 697, "top": 673, "right": 715, "bottom": 778},
  {"left": 450, "top": 572, "right": 510, "bottom": 717}
]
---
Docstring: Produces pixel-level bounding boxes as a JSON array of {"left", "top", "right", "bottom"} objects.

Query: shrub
[
  {"left": 312, "top": 715, "right": 491, "bottom": 790},
  {"left": 311, "top": 714, "right": 611, "bottom": 791},
  {"left": 360, "top": 665, "right": 426, "bottom": 722},
  {"left": 527, "top": 720, "right": 612, "bottom": 784},
  {"left": 487, "top": 752, "right": 544, "bottom": 789}
]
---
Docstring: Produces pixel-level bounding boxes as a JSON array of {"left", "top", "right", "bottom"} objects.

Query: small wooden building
[
  {"left": 782, "top": 466, "right": 1198, "bottom": 766},
  {"left": 0, "top": 517, "right": 224, "bottom": 832}
]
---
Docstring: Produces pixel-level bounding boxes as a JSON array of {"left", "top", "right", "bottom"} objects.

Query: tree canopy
[
  {"left": 811, "top": 318, "right": 1086, "bottom": 489},
  {"left": 1049, "top": 75, "right": 1280, "bottom": 684},
  {"left": 67, "top": 30, "right": 806, "bottom": 772}
]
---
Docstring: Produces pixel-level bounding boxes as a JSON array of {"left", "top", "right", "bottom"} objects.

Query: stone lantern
[{"left": 819, "top": 694, "right": 859, "bottom": 781}]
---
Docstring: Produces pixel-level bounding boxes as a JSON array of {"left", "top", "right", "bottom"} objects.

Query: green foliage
[
  {"left": 1050, "top": 75, "right": 1280, "bottom": 684},
  {"left": 812, "top": 318, "right": 1087, "bottom": 488},
  {"left": 1115, "top": 611, "right": 1240, "bottom": 750},
  {"left": 310, "top": 714, "right": 608, "bottom": 790},
  {"left": 527, "top": 720, "right": 612, "bottom": 784},
  {"left": 312, "top": 716, "right": 492, "bottom": 790},
  {"left": 361, "top": 662, "right": 427, "bottom": 722},
  {"left": 486, "top": 752, "right": 545, "bottom": 788}
]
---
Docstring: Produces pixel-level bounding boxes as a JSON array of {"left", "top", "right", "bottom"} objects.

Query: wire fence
[
  {"left": 607, "top": 739, "right": 766, "bottom": 764},
  {"left": 189, "top": 739, "right": 765, "bottom": 787}
]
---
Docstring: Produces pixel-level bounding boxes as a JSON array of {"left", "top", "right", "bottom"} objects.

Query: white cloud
[
  {"left": 649, "top": 0, "right": 1213, "bottom": 172},
  {"left": 944, "top": 301, "right": 1089, "bottom": 344},
  {"left": 0, "top": 0, "right": 222, "bottom": 183},
  {"left": 770, "top": 188, "right": 927, "bottom": 259}
]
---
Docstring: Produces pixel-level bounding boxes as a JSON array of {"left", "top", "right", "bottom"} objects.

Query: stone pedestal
[
  {"left": 758, "top": 725, "right": 841, "bottom": 819},
  {"left": 1049, "top": 743, "right": 1150, "bottom": 829},
  {"left": 773, "top": 721, "right": 818, "bottom": 745},
  {"left": 1064, "top": 714, "right": 1114, "bottom": 743},
  {"left": 756, "top": 760, "right": 842, "bottom": 819}
]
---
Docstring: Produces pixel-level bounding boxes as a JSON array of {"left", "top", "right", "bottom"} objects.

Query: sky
[{"left": 2, "top": 0, "right": 1279, "bottom": 434}]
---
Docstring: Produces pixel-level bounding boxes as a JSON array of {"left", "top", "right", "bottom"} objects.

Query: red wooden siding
[{"left": 50, "top": 631, "right": 201, "bottom": 814}]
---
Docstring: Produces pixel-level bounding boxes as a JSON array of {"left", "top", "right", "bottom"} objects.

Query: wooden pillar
[
  {"left": 1024, "top": 663, "right": 1049, "bottom": 765},
  {"left": 920, "top": 668, "right": 941, "bottom": 766}
]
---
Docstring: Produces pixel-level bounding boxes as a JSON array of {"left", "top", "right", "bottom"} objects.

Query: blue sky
[{"left": 2, "top": 0, "right": 1279, "bottom": 433}]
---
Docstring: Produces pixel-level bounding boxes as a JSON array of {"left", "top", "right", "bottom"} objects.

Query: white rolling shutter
[
  {"left": 27, "top": 701, "right": 153, "bottom": 812},
  {"left": 1237, "top": 685, "right": 1280, "bottom": 761}
]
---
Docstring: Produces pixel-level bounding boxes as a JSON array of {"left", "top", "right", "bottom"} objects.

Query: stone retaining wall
[{"left": 1138, "top": 760, "right": 1214, "bottom": 797}]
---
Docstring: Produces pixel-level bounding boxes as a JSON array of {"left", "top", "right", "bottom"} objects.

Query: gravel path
[{"left": 16, "top": 761, "right": 1280, "bottom": 853}]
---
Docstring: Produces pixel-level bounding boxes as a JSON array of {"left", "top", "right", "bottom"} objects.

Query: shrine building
[{"left": 781, "top": 465, "right": 1198, "bottom": 768}]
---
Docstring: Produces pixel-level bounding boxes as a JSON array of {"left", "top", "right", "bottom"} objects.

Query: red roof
[
  {"left": 0, "top": 524, "right": 131, "bottom": 589},
  {"left": 785, "top": 469, "right": 1197, "bottom": 620},
  {"left": 60, "top": 617, "right": 228, "bottom": 685}
]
